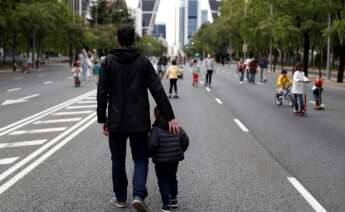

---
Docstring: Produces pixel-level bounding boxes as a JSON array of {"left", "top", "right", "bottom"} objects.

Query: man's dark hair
[
  {"left": 171, "top": 60, "right": 177, "bottom": 65},
  {"left": 117, "top": 24, "right": 135, "bottom": 47}
]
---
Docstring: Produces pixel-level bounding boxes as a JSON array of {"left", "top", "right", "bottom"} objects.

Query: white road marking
[
  {"left": 10, "top": 127, "right": 67, "bottom": 135},
  {"left": 1, "top": 94, "right": 40, "bottom": 106},
  {"left": 0, "top": 157, "right": 20, "bottom": 165},
  {"left": 0, "top": 139, "right": 48, "bottom": 149},
  {"left": 13, "top": 77, "right": 24, "bottom": 80},
  {"left": 7, "top": 87, "right": 22, "bottom": 92},
  {"left": 67, "top": 76, "right": 73, "bottom": 80},
  {"left": 206, "top": 87, "right": 211, "bottom": 92},
  {"left": 215, "top": 98, "right": 223, "bottom": 104},
  {"left": 66, "top": 105, "right": 97, "bottom": 109},
  {"left": 0, "top": 90, "right": 95, "bottom": 136},
  {"left": 234, "top": 119, "right": 249, "bottom": 132},
  {"left": 44, "top": 81, "right": 53, "bottom": 85},
  {"left": 200, "top": 81, "right": 204, "bottom": 84},
  {"left": 287, "top": 177, "right": 327, "bottom": 212},
  {"left": 78, "top": 100, "right": 97, "bottom": 104},
  {"left": 33, "top": 118, "right": 82, "bottom": 125},
  {"left": 256, "top": 82, "right": 264, "bottom": 86},
  {"left": 0, "top": 113, "right": 97, "bottom": 195},
  {"left": 84, "top": 97, "right": 96, "bottom": 100},
  {"left": 52, "top": 111, "right": 93, "bottom": 116}
]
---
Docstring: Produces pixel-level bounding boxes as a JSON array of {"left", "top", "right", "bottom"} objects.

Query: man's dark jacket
[
  {"left": 97, "top": 48, "right": 175, "bottom": 132},
  {"left": 148, "top": 117, "right": 189, "bottom": 164}
]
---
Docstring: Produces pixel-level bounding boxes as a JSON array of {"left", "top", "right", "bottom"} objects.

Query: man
[
  {"left": 259, "top": 57, "right": 268, "bottom": 83},
  {"left": 204, "top": 54, "right": 215, "bottom": 87},
  {"left": 97, "top": 24, "right": 180, "bottom": 212}
]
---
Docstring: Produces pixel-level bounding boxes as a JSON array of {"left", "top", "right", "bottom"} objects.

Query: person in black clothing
[
  {"left": 97, "top": 24, "right": 180, "bottom": 212},
  {"left": 148, "top": 106, "right": 189, "bottom": 212}
]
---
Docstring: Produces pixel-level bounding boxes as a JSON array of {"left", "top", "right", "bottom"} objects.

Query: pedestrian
[
  {"left": 92, "top": 59, "right": 101, "bottom": 85},
  {"left": 148, "top": 106, "right": 189, "bottom": 212},
  {"left": 71, "top": 60, "right": 82, "bottom": 88},
  {"left": 312, "top": 75, "right": 324, "bottom": 109},
  {"left": 79, "top": 49, "right": 88, "bottom": 81},
  {"left": 204, "top": 54, "right": 215, "bottom": 88},
  {"left": 165, "top": 59, "right": 182, "bottom": 98},
  {"left": 259, "top": 57, "right": 268, "bottom": 83},
  {"left": 291, "top": 63, "right": 310, "bottom": 116},
  {"left": 191, "top": 59, "right": 200, "bottom": 87},
  {"left": 97, "top": 24, "right": 180, "bottom": 212},
  {"left": 248, "top": 57, "right": 258, "bottom": 84},
  {"left": 243, "top": 56, "right": 252, "bottom": 82},
  {"left": 237, "top": 59, "right": 245, "bottom": 83},
  {"left": 87, "top": 51, "right": 94, "bottom": 80}
]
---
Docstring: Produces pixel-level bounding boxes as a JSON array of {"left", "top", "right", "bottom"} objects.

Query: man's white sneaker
[{"left": 110, "top": 197, "right": 128, "bottom": 208}]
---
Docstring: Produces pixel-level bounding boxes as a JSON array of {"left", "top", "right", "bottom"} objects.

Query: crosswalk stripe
[
  {"left": 0, "top": 157, "right": 20, "bottom": 165},
  {"left": 0, "top": 140, "right": 48, "bottom": 149},
  {"left": 52, "top": 111, "right": 93, "bottom": 116},
  {"left": 84, "top": 97, "right": 96, "bottom": 100},
  {"left": 33, "top": 118, "right": 82, "bottom": 125},
  {"left": 9, "top": 128, "right": 67, "bottom": 135},
  {"left": 78, "top": 101, "right": 97, "bottom": 104},
  {"left": 66, "top": 105, "right": 97, "bottom": 109}
]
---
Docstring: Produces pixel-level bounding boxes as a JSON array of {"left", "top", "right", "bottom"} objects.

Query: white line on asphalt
[
  {"left": 0, "top": 90, "right": 95, "bottom": 135},
  {"left": 0, "top": 139, "right": 48, "bottom": 149},
  {"left": 66, "top": 105, "right": 97, "bottom": 109},
  {"left": 13, "top": 77, "right": 24, "bottom": 81},
  {"left": 10, "top": 127, "right": 67, "bottom": 135},
  {"left": 0, "top": 157, "right": 20, "bottom": 165},
  {"left": 52, "top": 111, "right": 93, "bottom": 116},
  {"left": 33, "top": 118, "right": 82, "bottom": 125},
  {"left": 215, "top": 98, "right": 223, "bottom": 104},
  {"left": 7, "top": 87, "right": 22, "bottom": 92},
  {"left": 287, "top": 177, "right": 327, "bottom": 212},
  {"left": 234, "top": 119, "right": 249, "bottom": 132},
  {"left": 200, "top": 81, "right": 204, "bottom": 84},
  {"left": 84, "top": 97, "right": 96, "bottom": 100},
  {"left": 206, "top": 87, "right": 211, "bottom": 92},
  {"left": 78, "top": 100, "right": 97, "bottom": 104},
  {"left": 44, "top": 81, "right": 53, "bottom": 85},
  {"left": 0, "top": 113, "right": 97, "bottom": 195},
  {"left": 256, "top": 82, "right": 264, "bottom": 86},
  {"left": 67, "top": 76, "right": 73, "bottom": 80}
]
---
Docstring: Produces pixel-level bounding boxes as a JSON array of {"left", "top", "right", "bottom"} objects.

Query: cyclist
[{"left": 276, "top": 69, "right": 292, "bottom": 98}]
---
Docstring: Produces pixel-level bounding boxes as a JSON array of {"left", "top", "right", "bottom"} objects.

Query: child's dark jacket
[{"left": 148, "top": 117, "right": 189, "bottom": 164}]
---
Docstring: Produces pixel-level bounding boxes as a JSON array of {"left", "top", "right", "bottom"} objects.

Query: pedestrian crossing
[{"left": 0, "top": 91, "right": 98, "bottom": 194}]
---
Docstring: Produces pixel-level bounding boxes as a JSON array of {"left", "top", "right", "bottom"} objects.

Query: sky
[{"left": 125, "top": 0, "right": 212, "bottom": 46}]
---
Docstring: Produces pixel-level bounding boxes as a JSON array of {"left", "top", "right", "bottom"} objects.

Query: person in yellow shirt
[
  {"left": 276, "top": 69, "right": 292, "bottom": 98},
  {"left": 166, "top": 60, "right": 182, "bottom": 98}
]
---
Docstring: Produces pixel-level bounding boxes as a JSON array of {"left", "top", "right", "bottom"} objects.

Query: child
[
  {"left": 92, "top": 59, "right": 101, "bottom": 85},
  {"left": 71, "top": 60, "right": 82, "bottom": 87},
  {"left": 165, "top": 60, "right": 182, "bottom": 98},
  {"left": 148, "top": 106, "right": 189, "bottom": 212},
  {"left": 192, "top": 59, "right": 200, "bottom": 87},
  {"left": 312, "top": 76, "right": 324, "bottom": 109}
]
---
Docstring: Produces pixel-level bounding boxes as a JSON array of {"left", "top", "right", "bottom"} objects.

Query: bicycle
[{"left": 274, "top": 87, "right": 294, "bottom": 107}]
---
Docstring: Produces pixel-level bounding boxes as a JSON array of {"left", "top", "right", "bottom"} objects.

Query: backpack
[{"left": 249, "top": 59, "right": 257, "bottom": 69}]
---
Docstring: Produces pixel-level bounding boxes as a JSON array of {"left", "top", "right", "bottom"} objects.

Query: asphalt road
[{"left": 0, "top": 62, "right": 343, "bottom": 211}]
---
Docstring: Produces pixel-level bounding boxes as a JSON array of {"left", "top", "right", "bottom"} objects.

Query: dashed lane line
[
  {"left": 234, "top": 119, "right": 249, "bottom": 132},
  {"left": 0, "top": 113, "right": 97, "bottom": 195},
  {"left": 0, "top": 157, "right": 20, "bottom": 165},
  {"left": 66, "top": 105, "right": 97, "bottom": 109},
  {"left": 33, "top": 118, "right": 82, "bottom": 125},
  {"left": 52, "top": 111, "right": 93, "bottom": 116},
  {"left": 215, "top": 98, "right": 223, "bottom": 104},
  {"left": 44, "top": 81, "right": 53, "bottom": 85},
  {"left": 206, "top": 87, "right": 211, "bottom": 92},
  {"left": 7, "top": 87, "right": 22, "bottom": 92},
  {"left": 0, "top": 139, "right": 48, "bottom": 149},
  {"left": 9, "top": 127, "right": 67, "bottom": 135},
  {"left": 287, "top": 177, "right": 327, "bottom": 212}
]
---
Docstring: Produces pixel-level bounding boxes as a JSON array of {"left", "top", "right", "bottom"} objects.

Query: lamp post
[
  {"left": 269, "top": 4, "right": 273, "bottom": 72},
  {"left": 326, "top": 13, "right": 331, "bottom": 80}
]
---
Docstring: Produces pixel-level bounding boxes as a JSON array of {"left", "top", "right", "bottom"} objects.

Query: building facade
[
  {"left": 209, "top": 0, "right": 220, "bottom": 20},
  {"left": 140, "top": 0, "right": 160, "bottom": 35},
  {"left": 67, "top": 0, "right": 91, "bottom": 20},
  {"left": 153, "top": 24, "right": 166, "bottom": 39},
  {"left": 201, "top": 9, "right": 208, "bottom": 24}
]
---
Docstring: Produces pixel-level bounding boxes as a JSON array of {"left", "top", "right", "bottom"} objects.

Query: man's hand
[
  {"left": 102, "top": 123, "right": 109, "bottom": 136},
  {"left": 168, "top": 119, "right": 180, "bottom": 135}
]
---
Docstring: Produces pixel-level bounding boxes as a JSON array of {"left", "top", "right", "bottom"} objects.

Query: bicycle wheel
[{"left": 275, "top": 95, "right": 282, "bottom": 106}]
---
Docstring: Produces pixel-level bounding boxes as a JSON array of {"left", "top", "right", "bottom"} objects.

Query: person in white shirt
[
  {"left": 291, "top": 64, "right": 310, "bottom": 116},
  {"left": 204, "top": 54, "right": 215, "bottom": 87}
]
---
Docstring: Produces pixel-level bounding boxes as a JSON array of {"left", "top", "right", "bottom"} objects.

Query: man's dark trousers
[
  {"left": 155, "top": 162, "right": 179, "bottom": 206},
  {"left": 109, "top": 132, "right": 149, "bottom": 201}
]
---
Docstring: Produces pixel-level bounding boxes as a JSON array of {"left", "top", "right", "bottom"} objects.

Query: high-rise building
[
  {"left": 178, "top": 0, "right": 186, "bottom": 48},
  {"left": 153, "top": 24, "right": 166, "bottom": 39},
  {"left": 209, "top": 0, "right": 220, "bottom": 20},
  {"left": 67, "top": 0, "right": 91, "bottom": 20},
  {"left": 140, "top": 0, "right": 160, "bottom": 35},
  {"left": 201, "top": 9, "right": 208, "bottom": 24},
  {"left": 186, "top": 0, "right": 199, "bottom": 41}
]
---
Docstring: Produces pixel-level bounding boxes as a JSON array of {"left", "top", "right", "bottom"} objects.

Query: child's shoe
[
  {"left": 169, "top": 199, "right": 178, "bottom": 209},
  {"left": 161, "top": 205, "right": 171, "bottom": 212}
]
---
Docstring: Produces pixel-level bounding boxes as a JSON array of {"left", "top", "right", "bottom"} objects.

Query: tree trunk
[
  {"left": 337, "top": 45, "right": 345, "bottom": 83},
  {"left": 273, "top": 52, "right": 277, "bottom": 72},
  {"left": 12, "top": 31, "right": 17, "bottom": 71},
  {"left": 303, "top": 32, "right": 310, "bottom": 76},
  {"left": 69, "top": 43, "right": 73, "bottom": 67}
]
